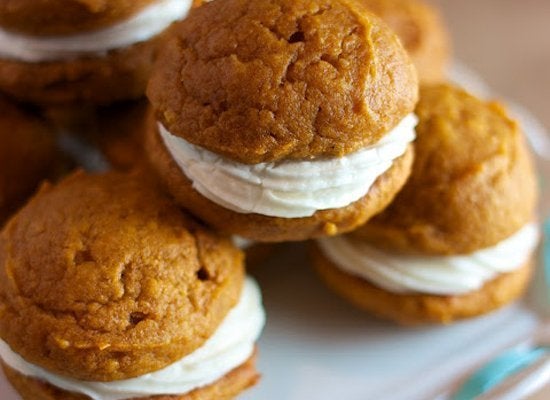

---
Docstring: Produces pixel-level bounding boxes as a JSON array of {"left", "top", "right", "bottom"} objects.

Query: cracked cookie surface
[
  {"left": 148, "top": 0, "right": 418, "bottom": 164},
  {"left": 355, "top": 84, "right": 538, "bottom": 254},
  {"left": 0, "top": 170, "right": 244, "bottom": 381}
]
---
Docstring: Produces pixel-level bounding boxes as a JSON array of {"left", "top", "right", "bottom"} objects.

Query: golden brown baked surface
[
  {"left": 312, "top": 245, "right": 533, "bottom": 324},
  {"left": 146, "top": 120, "right": 414, "bottom": 242},
  {"left": 0, "top": 0, "right": 156, "bottom": 35},
  {"left": 355, "top": 84, "right": 538, "bottom": 255},
  {"left": 2, "top": 352, "right": 259, "bottom": 400},
  {"left": 0, "top": 1, "right": 204, "bottom": 106},
  {"left": 0, "top": 35, "right": 162, "bottom": 106},
  {"left": 148, "top": 0, "right": 418, "bottom": 164},
  {"left": 359, "top": 0, "right": 450, "bottom": 83},
  {"left": 0, "top": 170, "right": 244, "bottom": 381},
  {"left": 0, "top": 98, "right": 56, "bottom": 224}
]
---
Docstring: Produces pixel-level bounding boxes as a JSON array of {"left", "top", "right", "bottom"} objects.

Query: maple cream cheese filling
[
  {"left": 0, "top": 0, "right": 193, "bottom": 62},
  {"left": 158, "top": 113, "right": 418, "bottom": 218},
  {"left": 0, "top": 278, "right": 265, "bottom": 400},
  {"left": 317, "top": 223, "right": 540, "bottom": 295}
]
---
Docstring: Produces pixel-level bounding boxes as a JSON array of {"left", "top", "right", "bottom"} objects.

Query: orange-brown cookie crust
[
  {"left": 0, "top": 0, "right": 156, "bottom": 35},
  {"left": 2, "top": 352, "right": 259, "bottom": 400},
  {"left": 359, "top": 0, "right": 450, "bottom": 83},
  {"left": 354, "top": 84, "right": 538, "bottom": 255},
  {"left": 148, "top": 0, "right": 418, "bottom": 164},
  {"left": 0, "top": 34, "right": 162, "bottom": 106},
  {"left": 0, "top": 170, "right": 244, "bottom": 381},
  {"left": 0, "top": 98, "right": 57, "bottom": 224},
  {"left": 146, "top": 120, "right": 414, "bottom": 242},
  {"left": 311, "top": 245, "right": 534, "bottom": 324},
  {"left": 0, "top": 1, "right": 205, "bottom": 106}
]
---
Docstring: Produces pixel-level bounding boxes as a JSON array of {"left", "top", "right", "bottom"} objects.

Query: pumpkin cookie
[
  {"left": 0, "top": 0, "right": 199, "bottom": 105},
  {"left": 313, "top": 84, "right": 539, "bottom": 324},
  {"left": 146, "top": 0, "right": 418, "bottom": 242},
  {"left": 0, "top": 170, "right": 265, "bottom": 398}
]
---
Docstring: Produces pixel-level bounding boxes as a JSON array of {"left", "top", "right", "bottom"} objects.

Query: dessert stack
[
  {"left": 0, "top": 0, "right": 196, "bottom": 106},
  {"left": 0, "top": 0, "right": 542, "bottom": 398}
]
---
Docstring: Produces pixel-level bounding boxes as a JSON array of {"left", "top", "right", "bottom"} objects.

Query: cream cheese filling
[
  {"left": 0, "top": 278, "right": 265, "bottom": 400},
  {"left": 159, "top": 114, "right": 417, "bottom": 219},
  {"left": 317, "top": 223, "right": 540, "bottom": 295},
  {"left": 0, "top": 0, "right": 193, "bottom": 62}
]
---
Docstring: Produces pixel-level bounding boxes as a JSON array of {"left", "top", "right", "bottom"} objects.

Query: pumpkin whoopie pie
[
  {"left": 313, "top": 84, "right": 539, "bottom": 324},
  {"left": 0, "top": 97, "right": 58, "bottom": 225},
  {"left": 146, "top": 0, "right": 418, "bottom": 242},
  {"left": 0, "top": 0, "right": 200, "bottom": 106},
  {"left": 358, "top": 0, "right": 450, "bottom": 83},
  {"left": 0, "top": 170, "right": 265, "bottom": 399}
]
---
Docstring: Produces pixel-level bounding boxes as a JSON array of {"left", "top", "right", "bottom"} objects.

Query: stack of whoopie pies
[{"left": 0, "top": 0, "right": 540, "bottom": 398}]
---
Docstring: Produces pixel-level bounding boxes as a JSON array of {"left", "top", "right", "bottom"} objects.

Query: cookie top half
[
  {"left": 355, "top": 84, "right": 538, "bottom": 254},
  {"left": 0, "top": 171, "right": 244, "bottom": 381},
  {"left": 148, "top": 0, "right": 418, "bottom": 164},
  {"left": 0, "top": 0, "right": 157, "bottom": 35}
]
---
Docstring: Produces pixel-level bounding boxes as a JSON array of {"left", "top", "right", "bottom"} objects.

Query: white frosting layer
[
  {"left": 317, "top": 223, "right": 540, "bottom": 295},
  {"left": 0, "top": 0, "right": 193, "bottom": 62},
  {"left": 0, "top": 278, "right": 265, "bottom": 400},
  {"left": 159, "top": 114, "right": 417, "bottom": 218}
]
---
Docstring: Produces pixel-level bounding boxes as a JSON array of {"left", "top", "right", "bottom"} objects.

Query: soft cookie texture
[
  {"left": 0, "top": 97, "right": 57, "bottom": 224},
  {"left": 354, "top": 84, "right": 538, "bottom": 255},
  {"left": 148, "top": 0, "right": 418, "bottom": 164},
  {"left": 312, "top": 84, "right": 538, "bottom": 324},
  {"left": 2, "top": 353, "right": 259, "bottom": 400},
  {"left": 0, "top": 0, "right": 156, "bottom": 35},
  {"left": 0, "top": 171, "right": 244, "bottom": 381},
  {"left": 146, "top": 0, "right": 418, "bottom": 241},
  {"left": 0, "top": 0, "right": 204, "bottom": 106},
  {"left": 147, "top": 116, "right": 414, "bottom": 242},
  {"left": 312, "top": 246, "right": 534, "bottom": 324},
  {"left": 0, "top": 33, "right": 164, "bottom": 105},
  {"left": 359, "top": 0, "right": 450, "bottom": 83}
]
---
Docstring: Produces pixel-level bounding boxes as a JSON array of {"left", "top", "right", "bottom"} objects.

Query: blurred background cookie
[
  {"left": 358, "top": 0, "right": 451, "bottom": 83},
  {"left": 0, "top": 0, "right": 197, "bottom": 106}
]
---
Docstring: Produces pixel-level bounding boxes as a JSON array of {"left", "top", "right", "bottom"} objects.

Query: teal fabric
[{"left": 452, "top": 347, "right": 548, "bottom": 400}]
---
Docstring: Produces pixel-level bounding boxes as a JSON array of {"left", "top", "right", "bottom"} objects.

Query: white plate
[{"left": 241, "top": 245, "right": 543, "bottom": 400}]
